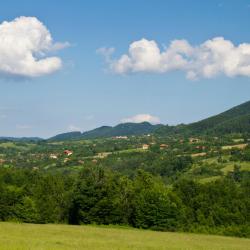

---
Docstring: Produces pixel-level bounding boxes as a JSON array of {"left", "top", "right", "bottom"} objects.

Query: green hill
[
  {"left": 49, "top": 100, "right": 250, "bottom": 140},
  {"left": 49, "top": 122, "right": 162, "bottom": 140},
  {"left": 156, "top": 100, "right": 250, "bottom": 136},
  {"left": 48, "top": 131, "right": 82, "bottom": 141},
  {"left": 0, "top": 222, "right": 249, "bottom": 250},
  {"left": 188, "top": 101, "right": 250, "bottom": 134},
  {"left": 0, "top": 137, "right": 43, "bottom": 142},
  {"left": 81, "top": 122, "right": 163, "bottom": 138}
]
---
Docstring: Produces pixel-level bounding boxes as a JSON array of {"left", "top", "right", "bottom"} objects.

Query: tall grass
[{"left": 0, "top": 222, "right": 249, "bottom": 250}]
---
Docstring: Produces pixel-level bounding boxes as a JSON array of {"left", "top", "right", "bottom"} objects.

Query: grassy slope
[
  {"left": 187, "top": 101, "right": 250, "bottom": 133},
  {"left": 187, "top": 155, "right": 250, "bottom": 183},
  {"left": 0, "top": 223, "right": 250, "bottom": 250},
  {"left": 155, "top": 100, "right": 250, "bottom": 136}
]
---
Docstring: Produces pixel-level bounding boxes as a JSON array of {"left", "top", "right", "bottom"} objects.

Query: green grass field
[{"left": 0, "top": 223, "right": 249, "bottom": 250}]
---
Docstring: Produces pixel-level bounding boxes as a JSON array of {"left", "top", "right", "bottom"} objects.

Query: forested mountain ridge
[
  {"left": 47, "top": 131, "right": 82, "bottom": 141},
  {"left": 188, "top": 100, "right": 250, "bottom": 134},
  {"left": 156, "top": 100, "right": 250, "bottom": 136},
  {"left": 52, "top": 100, "right": 250, "bottom": 140},
  {"left": 2, "top": 101, "right": 250, "bottom": 141},
  {"left": 82, "top": 122, "right": 163, "bottom": 139},
  {"left": 0, "top": 137, "right": 43, "bottom": 142},
  {"left": 49, "top": 122, "right": 163, "bottom": 141}
]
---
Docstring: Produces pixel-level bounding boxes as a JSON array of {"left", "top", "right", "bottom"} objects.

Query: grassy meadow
[{"left": 0, "top": 222, "right": 249, "bottom": 250}]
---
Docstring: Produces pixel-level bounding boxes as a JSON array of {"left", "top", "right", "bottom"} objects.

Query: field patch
[
  {"left": 222, "top": 143, "right": 248, "bottom": 150},
  {"left": 0, "top": 222, "right": 249, "bottom": 250}
]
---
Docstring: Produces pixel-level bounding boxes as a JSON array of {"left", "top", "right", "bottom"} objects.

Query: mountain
[
  {"left": 39, "top": 100, "right": 250, "bottom": 141},
  {"left": 187, "top": 100, "right": 250, "bottom": 135},
  {"left": 156, "top": 100, "right": 250, "bottom": 136},
  {"left": 81, "top": 122, "right": 163, "bottom": 139},
  {"left": 188, "top": 101, "right": 250, "bottom": 133},
  {"left": 49, "top": 122, "right": 163, "bottom": 141},
  {"left": 81, "top": 126, "right": 113, "bottom": 139},
  {"left": 48, "top": 132, "right": 82, "bottom": 141},
  {"left": 0, "top": 137, "right": 43, "bottom": 142}
]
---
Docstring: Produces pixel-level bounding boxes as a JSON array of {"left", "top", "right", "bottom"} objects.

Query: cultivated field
[{"left": 0, "top": 222, "right": 250, "bottom": 250}]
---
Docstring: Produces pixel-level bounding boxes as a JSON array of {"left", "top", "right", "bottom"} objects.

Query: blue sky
[{"left": 0, "top": 0, "right": 250, "bottom": 138}]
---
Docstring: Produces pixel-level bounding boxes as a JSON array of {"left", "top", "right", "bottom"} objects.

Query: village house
[
  {"left": 160, "top": 144, "right": 169, "bottom": 149},
  {"left": 114, "top": 136, "right": 128, "bottom": 139},
  {"left": 49, "top": 154, "right": 58, "bottom": 159},
  {"left": 64, "top": 150, "right": 73, "bottom": 156},
  {"left": 189, "top": 137, "right": 200, "bottom": 144},
  {"left": 64, "top": 158, "right": 70, "bottom": 163},
  {"left": 142, "top": 144, "right": 149, "bottom": 150},
  {"left": 195, "top": 145, "right": 206, "bottom": 150}
]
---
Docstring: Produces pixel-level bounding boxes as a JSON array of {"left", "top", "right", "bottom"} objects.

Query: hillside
[
  {"left": 188, "top": 100, "right": 250, "bottom": 134},
  {"left": 0, "top": 137, "right": 43, "bottom": 142},
  {"left": 49, "top": 122, "right": 162, "bottom": 140},
  {"left": 52, "top": 100, "right": 250, "bottom": 140},
  {"left": 0, "top": 223, "right": 249, "bottom": 250},
  {"left": 47, "top": 131, "right": 82, "bottom": 141},
  {"left": 82, "top": 122, "right": 163, "bottom": 138},
  {"left": 156, "top": 100, "right": 250, "bottom": 136},
  {"left": 5, "top": 100, "right": 250, "bottom": 141}
]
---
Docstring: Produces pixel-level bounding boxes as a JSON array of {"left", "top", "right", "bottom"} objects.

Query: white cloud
[
  {"left": 68, "top": 124, "right": 81, "bottom": 132},
  {"left": 0, "top": 16, "right": 68, "bottom": 78},
  {"left": 121, "top": 114, "right": 160, "bottom": 124},
  {"left": 96, "top": 47, "right": 115, "bottom": 63},
  {"left": 51, "top": 41, "right": 70, "bottom": 51},
  {"left": 100, "top": 37, "right": 250, "bottom": 79}
]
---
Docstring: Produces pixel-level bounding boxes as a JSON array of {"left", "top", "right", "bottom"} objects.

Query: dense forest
[
  {"left": 0, "top": 101, "right": 250, "bottom": 238},
  {"left": 0, "top": 166, "right": 249, "bottom": 237},
  {"left": 156, "top": 100, "right": 250, "bottom": 136}
]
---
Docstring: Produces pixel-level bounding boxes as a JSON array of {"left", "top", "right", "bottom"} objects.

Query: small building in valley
[
  {"left": 64, "top": 150, "right": 73, "bottom": 156},
  {"left": 114, "top": 136, "right": 128, "bottom": 139},
  {"left": 189, "top": 138, "right": 200, "bottom": 144},
  {"left": 160, "top": 144, "right": 169, "bottom": 149},
  {"left": 49, "top": 154, "right": 58, "bottom": 159}
]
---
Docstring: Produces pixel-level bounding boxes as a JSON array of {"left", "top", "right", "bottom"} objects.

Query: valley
[{"left": 0, "top": 101, "right": 250, "bottom": 239}]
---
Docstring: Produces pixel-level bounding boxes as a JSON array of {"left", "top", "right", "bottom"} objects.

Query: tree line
[{"left": 0, "top": 167, "right": 249, "bottom": 238}]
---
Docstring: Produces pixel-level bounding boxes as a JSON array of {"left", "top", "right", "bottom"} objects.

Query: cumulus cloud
[
  {"left": 0, "top": 16, "right": 68, "bottom": 78},
  {"left": 121, "top": 114, "right": 160, "bottom": 124},
  {"left": 68, "top": 124, "right": 81, "bottom": 132},
  {"left": 100, "top": 37, "right": 250, "bottom": 79},
  {"left": 96, "top": 47, "right": 115, "bottom": 63}
]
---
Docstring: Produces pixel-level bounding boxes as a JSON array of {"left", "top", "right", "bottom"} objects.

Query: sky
[{"left": 0, "top": 0, "right": 250, "bottom": 138}]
